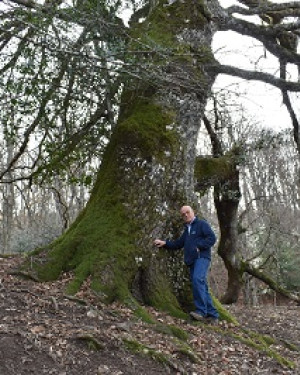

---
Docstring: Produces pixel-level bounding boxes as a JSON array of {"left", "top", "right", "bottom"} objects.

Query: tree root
[
  {"left": 64, "top": 294, "right": 88, "bottom": 305},
  {"left": 9, "top": 270, "right": 40, "bottom": 282},
  {"left": 75, "top": 333, "right": 104, "bottom": 350}
]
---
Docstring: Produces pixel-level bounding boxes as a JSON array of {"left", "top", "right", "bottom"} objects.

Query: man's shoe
[{"left": 190, "top": 311, "right": 206, "bottom": 322}]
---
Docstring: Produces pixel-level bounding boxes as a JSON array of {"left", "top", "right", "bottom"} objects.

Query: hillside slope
[{"left": 0, "top": 256, "right": 299, "bottom": 374}]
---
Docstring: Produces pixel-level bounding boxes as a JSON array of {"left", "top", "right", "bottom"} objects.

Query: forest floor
[{"left": 0, "top": 255, "right": 299, "bottom": 375}]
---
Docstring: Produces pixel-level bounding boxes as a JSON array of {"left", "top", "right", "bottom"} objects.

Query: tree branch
[
  {"left": 207, "top": 63, "right": 300, "bottom": 92},
  {"left": 202, "top": 113, "right": 223, "bottom": 156},
  {"left": 4, "top": 0, "right": 126, "bottom": 32},
  {"left": 4, "top": 0, "right": 37, "bottom": 9},
  {"left": 0, "top": 28, "right": 35, "bottom": 75},
  {"left": 228, "top": 2, "right": 300, "bottom": 18},
  {"left": 281, "top": 91, "right": 300, "bottom": 154},
  {"left": 223, "top": 18, "right": 299, "bottom": 63},
  {"left": 0, "top": 59, "right": 68, "bottom": 181},
  {"left": 243, "top": 261, "right": 300, "bottom": 303}
]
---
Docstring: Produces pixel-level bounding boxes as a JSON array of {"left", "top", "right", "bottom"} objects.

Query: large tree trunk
[{"left": 31, "top": 0, "right": 217, "bottom": 314}]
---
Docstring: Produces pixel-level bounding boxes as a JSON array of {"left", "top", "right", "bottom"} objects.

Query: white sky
[
  {"left": 215, "top": 0, "right": 299, "bottom": 131},
  {"left": 212, "top": 33, "right": 293, "bottom": 131}
]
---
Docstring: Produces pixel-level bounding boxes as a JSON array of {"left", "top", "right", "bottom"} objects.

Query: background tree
[
  {"left": 239, "top": 129, "right": 300, "bottom": 298},
  {"left": 196, "top": 95, "right": 300, "bottom": 304},
  {"left": 195, "top": 93, "right": 245, "bottom": 304}
]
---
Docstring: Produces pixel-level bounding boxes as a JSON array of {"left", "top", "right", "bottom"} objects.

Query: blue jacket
[{"left": 165, "top": 217, "right": 216, "bottom": 265}]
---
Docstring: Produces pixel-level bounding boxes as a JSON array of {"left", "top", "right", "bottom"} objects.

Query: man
[{"left": 154, "top": 205, "right": 219, "bottom": 323}]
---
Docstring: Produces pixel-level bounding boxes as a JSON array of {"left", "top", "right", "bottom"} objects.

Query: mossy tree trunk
[
  {"left": 214, "top": 173, "right": 242, "bottom": 304},
  {"left": 33, "top": 0, "right": 217, "bottom": 314}
]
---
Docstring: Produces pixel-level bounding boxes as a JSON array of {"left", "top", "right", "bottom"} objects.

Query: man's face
[{"left": 180, "top": 206, "right": 195, "bottom": 224}]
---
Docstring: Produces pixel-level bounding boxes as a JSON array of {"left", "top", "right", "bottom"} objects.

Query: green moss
[
  {"left": 260, "top": 335, "right": 277, "bottom": 346},
  {"left": 117, "top": 98, "right": 176, "bottom": 160},
  {"left": 131, "top": 0, "right": 207, "bottom": 49},
  {"left": 211, "top": 294, "right": 239, "bottom": 324},
  {"left": 123, "top": 338, "right": 170, "bottom": 364},
  {"left": 146, "top": 272, "right": 187, "bottom": 319},
  {"left": 77, "top": 334, "right": 104, "bottom": 351},
  {"left": 155, "top": 323, "right": 189, "bottom": 341},
  {"left": 168, "top": 324, "right": 189, "bottom": 341},
  {"left": 195, "top": 155, "right": 236, "bottom": 185},
  {"left": 231, "top": 332, "right": 264, "bottom": 350},
  {"left": 130, "top": 303, "right": 156, "bottom": 324},
  {"left": 128, "top": 0, "right": 214, "bottom": 81},
  {"left": 241, "top": 329, "right": 298, "bottom": 367},
  {"left": 174, "top": 341, "right": 200, "bottom": 363},
  {"left": 28, "top": 123, "right": 139, "bottom": 302},
  {"left": 244, "top": 330, "right": 277, "bottom": 348},
  {"left": 230, "top": 330, "right": 296, "bottom": 369},
  {"left": 193, "top": 324, "right": 296, "bottom": 369},
  {"left": 264, "top": 349, "right": 295, "bottom": 369},
  {"left": 123, "top": 338, "right": 145, "bottom": 353},
  {"left": 281, "top": 340, "right": 300, "bottom": 352}
]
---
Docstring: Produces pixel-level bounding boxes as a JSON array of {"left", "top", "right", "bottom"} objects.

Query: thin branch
[
  {"left": 0, "top": 28, "right": 35, "bottom": 75},
  {"left": 202, "top": 114, "right": 223, "bottom": 156},
  {"left": 282, "top": 91, "right": 300, "bottom": 155},
  {"left": 246, "top": 226, "right": 272, "bottom": 263},
  {"left": 0, "top": 60, "right": 68, "bottom": 180},
  {"left": 32, "top": 104, "right": 109, "bottom": 180},
  {"left": 50, "top": 185, "right": 69, "bottom": 230},
  {"left": 207, "top": 63, "right": 300, "bottom": 92},
  {"left": 5, "top": 0, "right": 37, "bottom": 9}
]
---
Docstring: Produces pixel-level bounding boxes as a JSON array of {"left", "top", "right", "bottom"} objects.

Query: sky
[
  {"left": 214, "top": 0, "right": 299, "bottom": 131},
  {"left": 212, "top": 33, "right": 293, "bottom": 131}
]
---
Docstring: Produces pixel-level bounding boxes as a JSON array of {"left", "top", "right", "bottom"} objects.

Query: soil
[{"left": 0, "top": 256, "right": 299, "bottom": 375}]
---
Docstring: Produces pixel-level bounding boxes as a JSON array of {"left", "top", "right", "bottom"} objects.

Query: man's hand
[{"left": 154, "top": 239, "right": 166, "bottom": 248}]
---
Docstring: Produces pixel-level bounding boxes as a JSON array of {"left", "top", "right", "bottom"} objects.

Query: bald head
[{"left": 180, "top": 205, "right": 195, "bottom": 224}]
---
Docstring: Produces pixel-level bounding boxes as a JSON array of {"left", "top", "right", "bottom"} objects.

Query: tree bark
[
  {"left": 195, "top": 113, "right": 244, "bottom": 304},
  {"left": 213, "top": 164, "right": 242, "bottom": 304},
  {"left": 2, "top": 139, "right": 15, "bottom": 254}
]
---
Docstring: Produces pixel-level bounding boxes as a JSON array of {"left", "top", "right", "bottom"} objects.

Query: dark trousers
[{"left": 189, "top": 257, "right": 219, "bottom": 318}]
